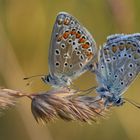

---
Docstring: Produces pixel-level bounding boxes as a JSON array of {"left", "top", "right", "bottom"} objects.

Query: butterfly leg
[{"left": 70, "top": 86, "right": 97, "bottom": 98}]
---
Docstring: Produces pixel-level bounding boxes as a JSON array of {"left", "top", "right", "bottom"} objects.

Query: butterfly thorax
[
  {"left": 96, "top": 87, "right": 124, "bottom": 107},
  {"left": 41, "top": 74, "right": 71, "bottom": 88}
]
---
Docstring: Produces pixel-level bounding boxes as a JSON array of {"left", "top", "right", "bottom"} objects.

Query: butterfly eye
[
  {"left": 116, "top": 98, "right": 122, "bottom": 105},
  {"left": 114, "top": 75, "right": 118, "bottom": 78}
]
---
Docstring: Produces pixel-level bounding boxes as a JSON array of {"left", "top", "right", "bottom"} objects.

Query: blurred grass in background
[{"left": 0, "top": 0, "right": 140, "bottom": 140}]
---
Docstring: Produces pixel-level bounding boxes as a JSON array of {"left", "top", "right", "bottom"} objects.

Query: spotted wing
[
  {"left": 96, "top": 33, "right": 140, "bottom": 96},
  {"left": 48, "top": 12, "right": 97, "bottom": 81}
]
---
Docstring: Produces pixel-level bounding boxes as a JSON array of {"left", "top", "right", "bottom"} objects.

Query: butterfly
[
  {"left": 94, "top": 33, "right": 140, "bottom": 107},
  {"left": 41, "top": 12, "right": 97, "bottom": 88}
]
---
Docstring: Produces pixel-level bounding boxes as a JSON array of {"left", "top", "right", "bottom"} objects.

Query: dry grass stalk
[
  {"left": 0, "top": 88, "right": 19, "bottom": 110},
  {"left": 0, "top": 88, "right": 110, "bottom": 124},
  {"left": 30, "top": 89, "right": 110, "bottom": 124}
]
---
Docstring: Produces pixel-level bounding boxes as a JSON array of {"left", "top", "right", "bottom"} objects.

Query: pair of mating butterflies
[{"left": 40, "top": 12, "right": 140, "bottom": 108}]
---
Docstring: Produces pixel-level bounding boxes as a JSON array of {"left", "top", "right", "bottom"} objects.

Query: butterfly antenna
[
  {"left": 124, "top": 98, "right": 140, "bottom": 109},
  {"left": 23, "top": 74, "right": 46, "bottom": 88},
  {"left": 23, "top": 74, "right": 46, "bottom": 80}
]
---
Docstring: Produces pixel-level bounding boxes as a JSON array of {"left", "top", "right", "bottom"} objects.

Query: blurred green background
[{"left": 0, "top": 0, "right": 140, "bottom": 140}]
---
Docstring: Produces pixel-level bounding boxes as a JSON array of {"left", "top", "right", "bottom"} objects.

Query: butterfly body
[{"left": 95, "top": 33, "right": 140, "bottom": 107}]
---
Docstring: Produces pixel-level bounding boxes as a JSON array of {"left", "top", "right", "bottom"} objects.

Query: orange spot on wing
[
  {"left": 85, "top": 51, "right": 93, "bottom": 60},
  {"left": 70, "top": 29, "right": 76, "bottom": 35},
  {"left": 76, "top": 33, "right": 81, "bottom": 38},
  {"left": 82, "top": 43, "right": 90, "bottom": 49},
  {"left": 63, "top": 31, "right": 70, "bottom": 39},
  {"left": 78, "top": 37, "right": 86, "bottom": 43}
]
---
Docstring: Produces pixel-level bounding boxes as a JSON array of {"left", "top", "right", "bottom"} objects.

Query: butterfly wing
[
  {"left": 48, "top": 12, "right": 97, "bottom": 81},
  {"left": 96, "top": 34, "right": 140, "bottom": 96}
]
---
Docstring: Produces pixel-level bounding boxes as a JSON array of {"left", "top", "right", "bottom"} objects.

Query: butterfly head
[
  {"left": 96, "top": 87, "right": 124, "bottom": 107},
  {"left": 41, "top": 74, "right": 70, "bottom": 87},
  {"left": 41, "top": 74, "right": 56, "bottom": 85}
]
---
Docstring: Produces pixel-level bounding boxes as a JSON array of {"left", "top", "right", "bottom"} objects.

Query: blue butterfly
[
  {"left": 41, "top": 12, "right": 97, "bottom": 88},
  {"left": 94, "top": 33, "right": 140, "bottom": 107}
]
